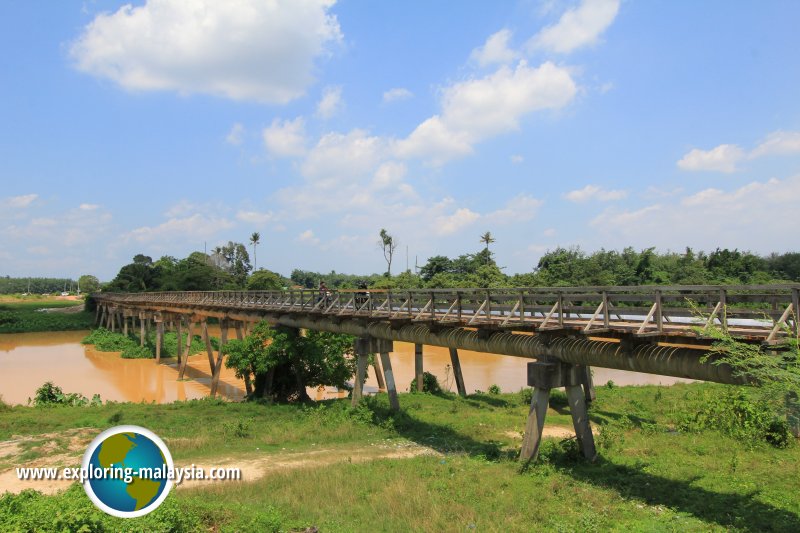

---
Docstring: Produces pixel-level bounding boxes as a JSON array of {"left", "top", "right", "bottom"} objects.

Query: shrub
[
  {"left": 488, "top": 384, "right": 501, "bottom": 395},
  {"left": 31, "top": 382, "right": 101, "bottom": 407},
  {"left": 409, "top": 371, "right": 442, "bottom": 394}
]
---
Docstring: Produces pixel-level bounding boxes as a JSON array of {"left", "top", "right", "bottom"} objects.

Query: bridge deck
[{"left": 94, "top": 284, "right": 799, "bottom": 344}]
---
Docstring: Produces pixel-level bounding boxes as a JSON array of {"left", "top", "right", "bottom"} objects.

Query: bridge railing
[{"left": 93, "top": 284, "right": 799, "bottom": 342}]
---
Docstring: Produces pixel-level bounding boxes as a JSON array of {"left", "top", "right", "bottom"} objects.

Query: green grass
[
  {"left": 0, "top": 383, "right": 798, "bottom": 531},
  {"left": 0, "top": 300, "right": 93, "bottom": 333}
]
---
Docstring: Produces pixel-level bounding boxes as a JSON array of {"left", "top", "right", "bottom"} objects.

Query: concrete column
[
  {"left": 581, "top": 365, "right": 596, "bottom": 403},
  {"left": 210, "top": 319, "right": 228, "bottom": 397},
  {"left": 175, "top": 319, "right": 183, "bottom": 366},
  {"left": 139, "top": 313, "right": 146, "bottom": 347},
  {"left": 123, "top": 315, "right": 128, "bottom": 336},
  {"left": 379, "top": 352, "right": 400, "bottom": 411},
  {"left": 566, "top": 384, "right": 597, "bottom": 461},
  {"left": 201, "top": 321, "right": 215, "bottom": 373},
  {"left": 155, "top": 321, "right": 164, "bottom": 363},
  {"left": 351, "top": 337, "right": 370, "bottom": 407},
  {"left": 414, "top": 343, "right": 424, "bottom": 392},
  {"left": 178, "top": 321, "right": 194, "bottom": 379},
  {"left": 519, "top": 387, "right": 551, "bottom": 463},
  {"left": 449, "top": 348, "right": 467, "bottom": 396},
  {"left": 373, "top": 359, "right": 386, "bottom": 391}
]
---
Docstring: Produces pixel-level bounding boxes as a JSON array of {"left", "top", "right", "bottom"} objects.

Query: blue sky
[{"left": 1, "top": 0, "right": 799, "bottom": 281}]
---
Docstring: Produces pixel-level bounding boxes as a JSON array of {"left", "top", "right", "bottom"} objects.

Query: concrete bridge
[{"left": 92, "top": 284, "right": 798, "bottom": 462}]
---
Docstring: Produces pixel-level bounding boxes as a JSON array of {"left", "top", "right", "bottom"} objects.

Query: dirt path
[{"left": 0, "top": 429, "right": 439, "bottom": 495}]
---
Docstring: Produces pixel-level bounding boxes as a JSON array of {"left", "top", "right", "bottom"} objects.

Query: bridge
[{"left": 92, "top": 284, "right": 798, "bottom": 462}]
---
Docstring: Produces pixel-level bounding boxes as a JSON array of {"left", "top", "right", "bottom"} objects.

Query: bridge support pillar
[
  {"left": 210, "top": 319, "right": 228, "bottom": 397},
  {"left": 175, "top": 318, "right": 183, "bottom": 367},
  {"left": 155, "top": 320, "right": 164, "bottom": 363},
  {"left": 449, "top": 348, "right": 467, "bottom": 397},
  {"left": 352, "top": 337, "right": 370, "bottom": 407},
  {"left": 122, "top": 314, "right": 128, "bottom": 337},
  {"left": 414, "top": 343, "right": 424, "bottom": 392},
  {"left": 139, "top": 312, "right": 146, "bottom": 347},
  {"left": 581, "top": 365, "right": 596, "bottom": 403},
  {"left": 380, "top": 351, "right": 400, "bottom": 411},
  {"left": 178, "top": 321, "right": 194, "bottom": 379},
  {"left": 520, "top": 361, "right": 597, "bottom": 463},
  {"left": 201, "top": 321, "right": 215, "bottom": 374}
]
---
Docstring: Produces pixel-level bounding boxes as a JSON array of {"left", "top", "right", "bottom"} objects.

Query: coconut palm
[
  {"left": 480, "top": 231, "right": 495, "bottom": 251},
  {"left": 249, "top": 232, "right": 261, "bottom": 271},
  {"left": 480, "top": 231, "right": 495, "bottom": 265}
]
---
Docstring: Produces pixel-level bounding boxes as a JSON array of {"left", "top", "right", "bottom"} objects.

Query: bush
[
  {"left": 31, "top": 382, "right": 101, "bottom": 407},
  {"left": 409, "top": 371, "right": 442, "bottom": 394},
  {"left": 488, "top": 384, "right": 501, "bottom": 395},
  {"left": 677, "top": 388, "right": 792, "bottom": 447}
]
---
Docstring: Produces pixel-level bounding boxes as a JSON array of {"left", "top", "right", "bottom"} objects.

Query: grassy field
[
  {"left": 0, "top": 298, "right": 93, "bottom": 333},
  {"left": 0, "top": 382, "right": 798, "bottom": 531}
]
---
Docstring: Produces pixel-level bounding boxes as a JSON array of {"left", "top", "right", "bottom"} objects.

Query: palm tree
[
  {"left": 480, "top": 231, "right": 495, "bottom": 251},
  {"left": 480, "top": 231, "right": 495, "bottom": 265},
  {"left": 249, "top": 232, "right": 261, "bottom": 271}
]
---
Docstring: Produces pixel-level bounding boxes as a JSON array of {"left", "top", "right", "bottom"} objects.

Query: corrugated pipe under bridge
[{"left": 224, "top": 312, "right": 746, "bottom": 385}]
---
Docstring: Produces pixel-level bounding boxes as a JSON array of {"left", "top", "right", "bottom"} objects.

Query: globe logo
[{"left": 81, "top": 425, "right": 174, "bottom": 518}]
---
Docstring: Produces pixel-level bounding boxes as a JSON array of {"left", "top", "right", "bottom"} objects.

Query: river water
[{"left": 0, "top": 330, "right": 691, "bottom": 405}]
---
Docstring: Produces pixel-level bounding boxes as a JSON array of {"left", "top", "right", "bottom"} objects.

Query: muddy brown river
[{"left": 0, "top": 331, "right": 690, "bottom": 405}]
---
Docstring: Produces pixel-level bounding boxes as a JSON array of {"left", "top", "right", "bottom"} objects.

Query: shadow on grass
[
  {"left": 362, "top": 396, "right": 516, "bottom": 460},
  {"left": 543, "top": 447, "right": 800, "bottom": 532},
  {"left": 361, "top": 394, "right": 798, "bottom": 531},
  {"left": 462, "top": 393, "right": 511, "bottom": 409},
  {"left": 588, "top": 409, "right": 656, "bottom": 428}
]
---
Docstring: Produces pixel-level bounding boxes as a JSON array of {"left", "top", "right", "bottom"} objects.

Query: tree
[
  {"left": 77, "top": 275, "right": 100, "bottom": 294},
  {"left": 379, "top": 228, "right": 397, "bottom": 277},
  {"left": 250, "top": 232, "right": 261, "bottom": 271},
  {"left": 420, "top": 255, "right": 454, "bottom": 282},
  {"left": 218, "top": 241, "right": 252, "bottom": 288},
  {"left": 480, "top": 231, "right": 495, "bottom": 264},
  {"left": 247, "top": 269, "right": 284, "bottom": 291},
  {"left": 224, "top": 322, "right": 355, "bottom": 402}
]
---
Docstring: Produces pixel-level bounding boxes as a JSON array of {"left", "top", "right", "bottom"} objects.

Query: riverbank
[
  {"left": 0, "top": 299, "right": 93, "bottom": 334},
  {"left": 0, "top": 383, "right": 798, "bottom": 531}
]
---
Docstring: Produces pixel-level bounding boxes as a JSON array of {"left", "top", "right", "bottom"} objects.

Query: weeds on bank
[
  {"left": 0, "top": 301, "right": 93, "bottom": 333},
  {"left": 82, "top": 328, "right": 214, "bottom": 360}
]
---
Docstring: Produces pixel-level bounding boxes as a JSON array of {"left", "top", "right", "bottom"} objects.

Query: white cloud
[
  {"left": 124, "top": 213, "right": 234, "bottom": 244},
  {"left": 510, "top": 154, "right": 524, "bottom": 164},
  {"left": 470, "top": 29, "right": 518, "bottom": 67},
  {"left": 750, "top": 131, "right": 800, "bottom": 158},
  {"left": 316, "top": 86, "right": 343, "bottom": 119},
  {"left": 301, "top": 129, "right": 386, "bottom": 182},
  {"left": 79, "top": 203, "right": 99, "bottom": 211},
  {"left": 263, "top": 117, "right": 308, "bottom": 158},
  {"left": 297, "top": 229, "right": 320, "bottom": 245},
  {"left": 543, "top": 228, "right": 557, "bottom": 237},
  {"left": 677, "top": 144, "right": 744, "bottom": 173},
  {"left": 383, "top": 87, "right": 413, "bottom": 103},
  {"left": 2, "top": 194, "right": 38, "bottom": 208},
  {"left": 372, "top": 162, "right": 407, "bottom": 189},
  {"left": 70, "top": 0, "right": 342, "bottom": 103},
  {"left": 590, "top": 174, "right": 800, "bottom": 251},
  {"left": 236, "top": 210, "right": 275, "bottom": 225},
  {"left": 434, "top": 207, "right": 481, "bottom": 236},
  {"left": 226, "top": 123, "right": 245, "bottom": 145},
  {"left": 397, "top": 61, "right": 576, "bottom": 164},
  {"left": 529, "top": 0, "right": 620, "bottom": 54},
  {"left": 564, "top": 184, "right": 627, "bottom": 202},
  {"left": 485, "top": 194, "right": 543, "bottom": 223}
]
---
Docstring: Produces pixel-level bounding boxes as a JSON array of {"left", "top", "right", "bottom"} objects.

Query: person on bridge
[{"left": 318, "top": 281, "right": 330, "bottom": 306}]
